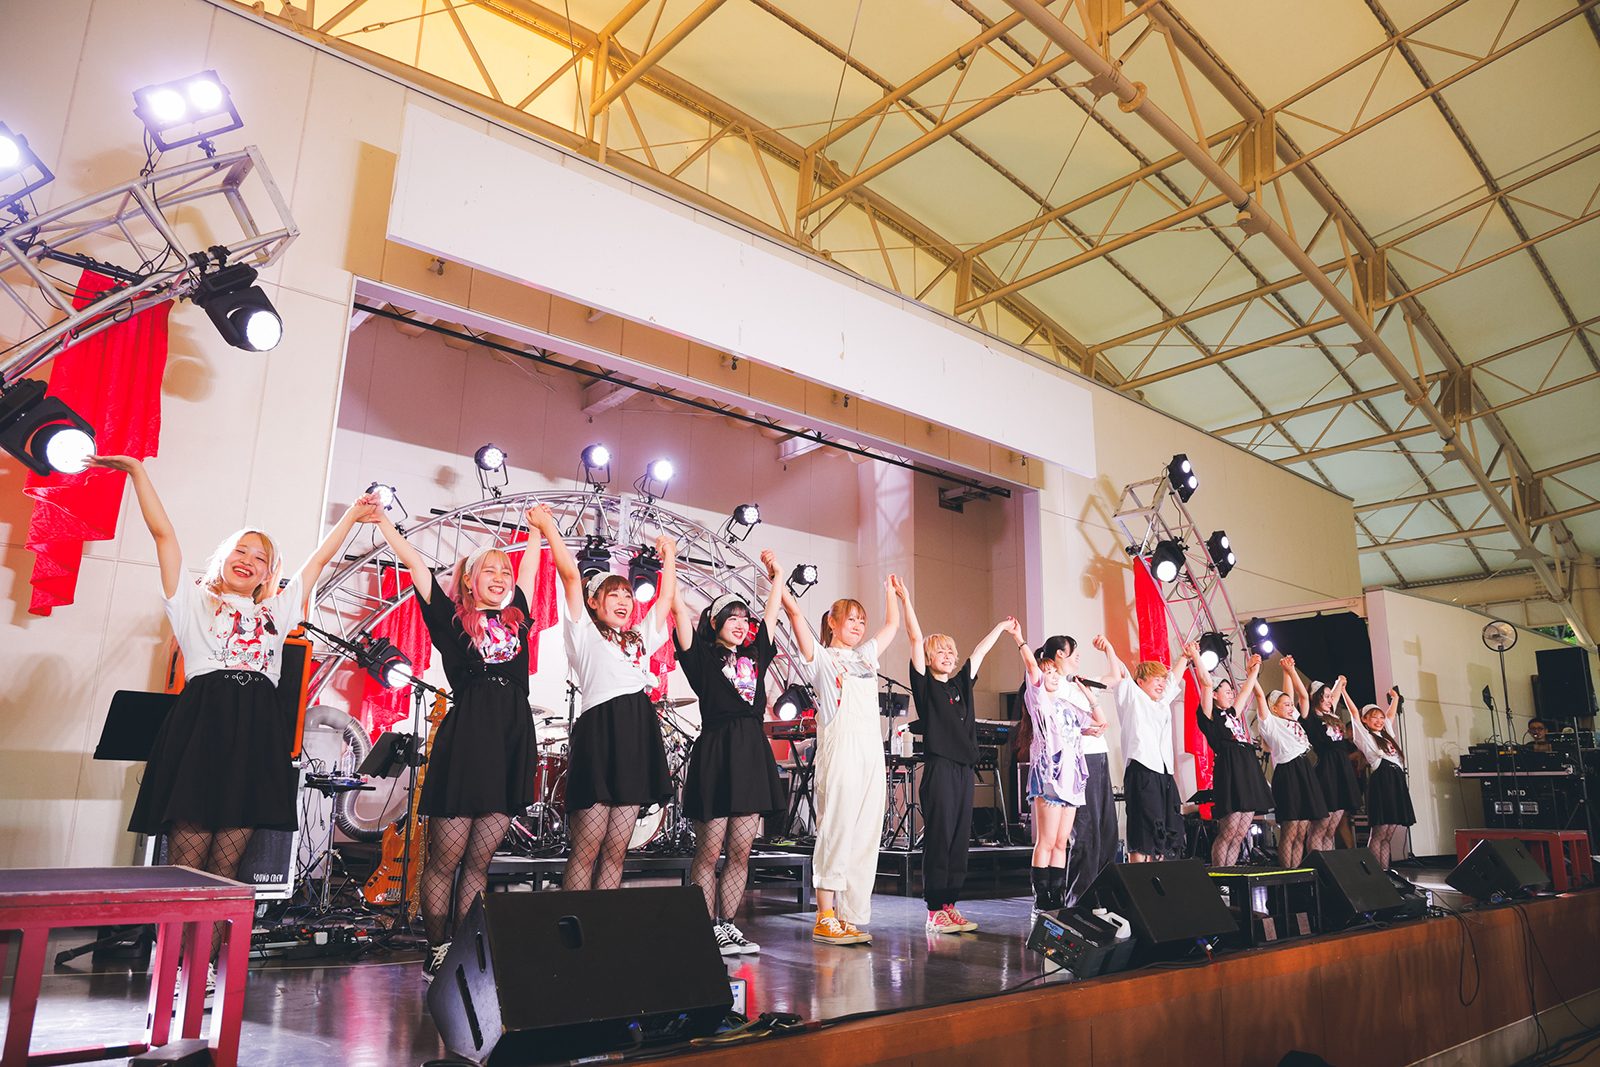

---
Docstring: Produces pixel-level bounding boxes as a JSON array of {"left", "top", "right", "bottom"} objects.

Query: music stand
[{"left": 59, "top": 692, "right": 181, "bottom": 966}]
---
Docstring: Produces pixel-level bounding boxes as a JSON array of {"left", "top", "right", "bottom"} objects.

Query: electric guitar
[{"left": 361, "top": 690, "right": 448, "bottom": 910}]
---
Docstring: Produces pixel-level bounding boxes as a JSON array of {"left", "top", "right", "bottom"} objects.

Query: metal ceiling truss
[
  {"left": 217, "top": 0, "right": 1598, "bottom": 629},
  {"left": 306, "top": 488, "right": 807, "bottom": 703},
  {"left": 1002, "top": 0, "right": 1595, "bottom": 648}
]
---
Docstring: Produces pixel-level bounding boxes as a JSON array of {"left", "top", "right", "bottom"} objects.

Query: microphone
[{"left": 1067, "top": 675, "right": 1108, "bottom": 690}]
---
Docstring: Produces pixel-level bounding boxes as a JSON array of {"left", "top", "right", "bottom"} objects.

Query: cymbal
[{"left": 657, "top": 697, "right": 698, "bottom": 708}]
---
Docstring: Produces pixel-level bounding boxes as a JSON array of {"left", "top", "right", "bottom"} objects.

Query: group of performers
[{"left": 101, "top": 455, "right": 1418, "bottom": 986}]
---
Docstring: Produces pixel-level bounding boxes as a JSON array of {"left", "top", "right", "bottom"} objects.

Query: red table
[
  {"left": 0, "top": 866, "right": 253, "bottom": 1067},
  {"left": 1455, "top": 828, "right": 1596, "bottom": 893}
]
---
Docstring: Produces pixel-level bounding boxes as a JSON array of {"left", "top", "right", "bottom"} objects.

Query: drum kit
[{"left": 505, "top": 694, "right": 700, "bottom": 857}]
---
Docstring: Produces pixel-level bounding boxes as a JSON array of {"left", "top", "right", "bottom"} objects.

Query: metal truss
[
  {"left": 304, "top": 488, "right": 807, "bottom": 705},
  {"left": 0, "top": 146, "right": 298, "bottom": 385},
  {"left": 1112, "top": 472, "right": 1248, "bottom": 686},
  {"left": 207, "top": 0, "right": 1598, "bottom": 617}
]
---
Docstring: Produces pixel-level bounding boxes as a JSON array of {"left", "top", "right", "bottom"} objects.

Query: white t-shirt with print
[
  {"left": 805, "top": 639, "right": 880, "bottom": 728},
  {"left": 565, "top": 610, "right": 668, "bottom": 713},
  {"left": 165, "top": 574, "right": 306, "bottom": 686}
]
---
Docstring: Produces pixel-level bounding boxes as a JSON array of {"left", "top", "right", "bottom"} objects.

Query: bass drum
[{"left": 628, "top": 804, "right": 665, "bottom": 850}]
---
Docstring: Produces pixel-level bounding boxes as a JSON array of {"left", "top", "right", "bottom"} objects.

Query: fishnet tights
[
  {"left": 168, "top": 823, "right": 254, "bottom": 959},
  {"left": 1210, "top": 811, "right": 1253, "bottom": 867},
  {"left": 1369, "top": 823, "right": 1404, "bottom": 869},
  {"left": 690, "top": 814, "right": 763, "bottom": 920},
  {"left": 420, "top": 814, "right": 511, "bottom": 946},
  {"left": 1278, "top": 820, "right": 1310, "bottom": 869},
  {"left": 1309, "top": 810, "right": 1344, "bottom": 853},
  {"left": 563, "top": 804, "right": 637, "bottom": 891}
]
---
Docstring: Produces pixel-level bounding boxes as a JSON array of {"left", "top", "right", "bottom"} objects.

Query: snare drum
[{"left": 629, "top": 804, "right": 665, "bottom": 850}]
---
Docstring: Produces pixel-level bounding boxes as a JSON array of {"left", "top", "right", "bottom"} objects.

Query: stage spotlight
[
  {"left": 474, "top": 443, "right": 508, "bottom": 497},
  {"left": 635, "top": 457, "right": 675, "bottom": 500},
  {"left": 579, "top": 443, "right": 610, "bottom": 487},
  {"left": 1197, "top": 631, "right": 1230, "bottom": 673},
  {"left": 0, "top": 378, "right": 96, "bottom": 476},
  {"left": 721, "top": 503, "right": 761, "bottom": 543},
  {"left": 1149, "top": 538, "right": 1186, "bottom": 583},
  {"left": 1246, "top": 617, "right": 1275, "bottom": 658},
  {"left": 577, "top": 536, "right": 612, "bottom": 581},
  {"left": 133, "top": 70, "right": 244, "bottom": 152},
  {"left": 0, "top": 123, "right": 54, "bottom": 223},
  {"left": 356, "top": 635, "right": 413, "bottom": 690},
  {"left": 1166, "top": 453, "right": 1198, "bottom": 502},
  {"left": 365, "top": 480, "right": 407, "bottom": 525},
  {"left": 1205, "top": 531, "right": 1236, "bottom": 577},
  {"left": 628, "top": 545, "right": 663, "bottom": 603},
  {"left": 192, "top": 262, "right": 281, "bottom": 351},
  {"left": 774, "top": 683, "right": 815, "bottom": 722},
  {"left": 786, "top": 562, "right": 819, "bottom": 599}
]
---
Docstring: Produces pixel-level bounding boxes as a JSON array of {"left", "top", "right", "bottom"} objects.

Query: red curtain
[
  {"left": 23, "top": 272, "right": 171, "bottom": 615},
  {"left": 1132, "top": 558, "right": 1212, "bottom": 814}
]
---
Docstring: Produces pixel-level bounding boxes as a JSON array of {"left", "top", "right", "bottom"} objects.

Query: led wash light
[
  {"left": 0, "top": 123, "right": 54, "bottom": 224},
  {"left": 1246, "top": 617, "right": 1275, "bottom": 658},
  {"left": 0, "top": 378, "right": 96, "bottom": 476},
  {"left": 474, "top": 443, "right": 508, "bottom": 497},
  {"left": 1197, "top": 632, "right": 1230, "bottom": 673},
  {"left": 721, "top": 502, "right": 762, "bottom": 543},
  {"left": 636, "top": 457, "right": 675, "bottom": 501},
  {"left": 133, "top": 70, "right": 244, "bottom": 152},
  {"left": 628, "top": 545, "right": 663, "bottom": 603},
  {"left": 775, "top": 683, "right": 814, "bottom": 721},
  {"left": 1166, "top": 454, "right": 1199, "bottom": 502},
  {"left": 1206, "top": 531, "right": 1236, "bottom": 577},
  {"left": 580, "top": 443, "right": 611, "bottom": 487},
  {"left": 356, "top": 635, "right": 413, "bottom": 690},
  {"left": 786, "top": 563, "right": 819, "bottom": 599}
]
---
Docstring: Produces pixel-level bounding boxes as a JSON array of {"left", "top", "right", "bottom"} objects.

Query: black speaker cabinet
[
  {"left": 1088, "top": 860, "right": 1237, "bottom": 944},
  {"left": 1536, "top": 645, "right": 1598, "bottom": 720},
  {"left": 1309, "top": 848, "right": 1404, "bottom": 925},
  {"left": 1447, "top": 838, "right": 1553, "bottom": 901},
  {"left": 428, "top": 887, "right": 732, "bottom": 1065}
]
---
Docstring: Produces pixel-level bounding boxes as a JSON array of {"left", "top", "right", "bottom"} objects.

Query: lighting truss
[
  {"left": 304, "top": 490, "right": 807, "bottom": 703},
  {"left": 1113, "top": 470, "right": 1249, "bottom": 685},
  {"left": 0, "top": 146, "right": 297, "bottom": 387}
]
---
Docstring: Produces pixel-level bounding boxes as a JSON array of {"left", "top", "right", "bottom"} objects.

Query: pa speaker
[
  {"left": 427, "top": 887, "right": 732, "bottom": 1065},
  {"left": 1088, "top": 859, "right": 1237, "bottom": 944},
  {"left": 1447, "top": 838, "right": 1553, "bottom": 901},
  {"left": 1536, "top": 646, "right": 1598, "bottom": 719},
  {"left": 1309, "top": 848, "right": 1404, "bottom": 925}
]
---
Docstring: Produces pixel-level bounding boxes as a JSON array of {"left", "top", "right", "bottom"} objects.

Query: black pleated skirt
[
  {"left": 566, "top": 691, "right": 672, "bottom": 811},
  {"left": 419, "top": 679, "right": 538, "bottom": 817},
  {"left": 1315, "top": 740, "right": 1363, "bottom": 813},
  {"left": 1366, "top": 761, "right": 1416, "bottom": 827},
  {"left": 683, "top": 717, "right": 785, "bottom": 822},
  {"left": 1271, "top": 754, "right": 1330, "bottom": 822},
  {"left": 1212, "top": 742, "right": 1275, "bottom": 817},
  {"left": 128, "top": 671, "right": 298, "bottom": 834}
]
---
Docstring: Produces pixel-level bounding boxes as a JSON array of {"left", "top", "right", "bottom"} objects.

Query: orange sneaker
[{"left": 813, "top": 915, "right": 870, "bottom": 945}]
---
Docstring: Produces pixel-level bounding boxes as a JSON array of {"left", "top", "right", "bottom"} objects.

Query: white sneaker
[
  {"left": 721, "top": 921, "right": 760, "bottom": 954},
  {"left": 713, "top": 922, "right": 740, "bottom": 956}
]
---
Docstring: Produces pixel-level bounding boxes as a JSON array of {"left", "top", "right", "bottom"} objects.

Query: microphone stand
[{"left": 300, "top": 621, "right": 449, "bottom": 943}]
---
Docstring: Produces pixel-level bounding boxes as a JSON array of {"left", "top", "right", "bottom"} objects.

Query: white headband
[
  {"left": 1268, "top": 690, "right": 1287, "bottom": 707},
  {"left": 585, "top": 570, "right": 615, "bottom": 599}
]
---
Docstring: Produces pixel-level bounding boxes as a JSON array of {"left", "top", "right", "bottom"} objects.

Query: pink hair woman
[{"left": 369, "top": 502, "right": 549, "bottom": 978}]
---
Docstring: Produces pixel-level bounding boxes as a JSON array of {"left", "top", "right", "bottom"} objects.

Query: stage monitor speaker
[
  {"left": 1309, "top": 848, "right": 1404, "bottom": 925},
  {"left": 1536, "top": 646, "right": 1598, "bottom": 720},
  {"left": 428, "top": 887, "right": 732, "bottom": 1065},
  {"left": 1088, "top": 860, "right": 1237, "bottom": 944},
  {"left": 1446, "top": 839, "right": 1552, "bottom": 901}
]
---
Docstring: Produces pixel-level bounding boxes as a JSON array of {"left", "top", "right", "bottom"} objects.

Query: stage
[{"left": 8, "top": 871, "right": 1600, "bottom": 1066}]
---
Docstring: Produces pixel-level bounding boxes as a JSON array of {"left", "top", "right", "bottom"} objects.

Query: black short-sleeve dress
[
  {"left": 675, "top": 626, "right": 785, "bottom": 821},
  {"left": 1194, "top": 704, "right": 1274, "bottom": 817},
  {"left": 414, "top": 586, "right": 538, "bottom": 817},
  {"left": 1304, "top": 713, "right": 1363, "bottom": 814}
]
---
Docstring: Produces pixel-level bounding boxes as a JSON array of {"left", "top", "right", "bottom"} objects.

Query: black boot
[{"left": 1030, "top": 866, "right": 1050, "bottom": 912}]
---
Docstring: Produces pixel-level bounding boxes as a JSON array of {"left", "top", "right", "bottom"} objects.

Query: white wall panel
[{"left": 388, "top": 106, "right": 1097, "bottom": 476}]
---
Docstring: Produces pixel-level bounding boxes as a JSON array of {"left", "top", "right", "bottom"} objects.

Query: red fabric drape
[
  {"left": 356, "top": 545, "right": 561, "bottom": 739},
  {"left": 358, "top": 568, "right": 433, "bottom": 740},
  {"left": 23, "top": 271, "right": 170, "bottom": 615},
  {"left": 1132, "top": 558, "right": 1212, "bottom": 814}
]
